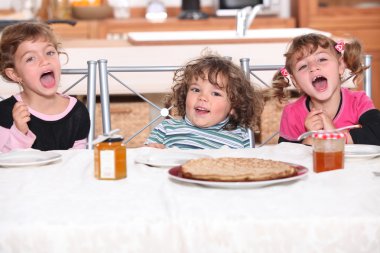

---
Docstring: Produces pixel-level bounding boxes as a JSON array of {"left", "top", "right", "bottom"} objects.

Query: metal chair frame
[
  {"left": 97, "top": 58, "right": 280, "bottom": 148},
  {"left": 0, "top": 55, "right": 373, "bottom": 148},
  {"left": 61, "top": 60, "right": 97, "bottom": 149},
  {"left": 97, "top": 59, "right": 179, "bottom": 145},
  {"left": 94, "top": 55, "right": 372, "bottom": 148}
]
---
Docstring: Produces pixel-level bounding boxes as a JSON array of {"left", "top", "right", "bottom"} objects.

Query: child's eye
[
  {"left": 25, "top": 56, "right": 34, "bottom": 63},
  {"left": 297, "top": 64, "right": 307, "bottom": 71},
  {"left": 318, "top": 57, "right": 327, "bottom": 62},
  {"left": 211, "top": 91, "right": 222, "bottom": 96},
  {"left": 47, "top": 50, "right": 56, "bottom": 56},
  {"left": 190, "top": 87, "right": 200, "bottom": 93}
]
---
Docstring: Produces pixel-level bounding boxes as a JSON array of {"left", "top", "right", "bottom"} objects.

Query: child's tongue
[
  {"left": 313, "top": 78, "right": 328, "bottom": 92},
  {"left": 40, "top": 73, "right": 55, "bottom": 89}
]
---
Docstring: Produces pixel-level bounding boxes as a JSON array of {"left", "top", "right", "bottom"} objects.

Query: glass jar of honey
[
  {"left": 312, "top": 131, "right": 345, "bottom": 173},
  {"left": 94, "top": 135, "right": 126, "bottom": 180}
]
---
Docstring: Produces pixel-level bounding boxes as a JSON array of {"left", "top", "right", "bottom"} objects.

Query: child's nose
[
  {"left": 309, "top": 61, "right": 320, "bottom": 72},
  {"left": 40, "top": 55, "right": 51, "bottom": 65},
  {"left": 198, "top": 93, "right": 208, "bottom": 101}
]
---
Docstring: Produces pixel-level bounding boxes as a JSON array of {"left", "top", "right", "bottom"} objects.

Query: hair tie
[
  {"left": 280, "top": 67, "right": 289, "bottom": 77},
  {"left": 335, "top": 41, "right": 345, "bottom": 53}
]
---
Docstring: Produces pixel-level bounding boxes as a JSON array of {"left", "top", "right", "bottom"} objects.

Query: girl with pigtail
[
  {"left": 270, "top": 33, "right": 380, "bottom": 145},
  {"left": 0, "top": 22, "right": 90, "bottom": 152}
]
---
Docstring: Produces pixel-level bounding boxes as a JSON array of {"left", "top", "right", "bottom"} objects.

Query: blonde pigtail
[
  {"left": 264, "top": 70, "right": 292, "bottom": 103},
  {"left": 342, "top": 39, "right": 369, "bottom": 85}
]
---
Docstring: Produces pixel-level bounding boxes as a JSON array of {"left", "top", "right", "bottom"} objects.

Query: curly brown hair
[
  {"left": 0, "top": 21, "right": 65, "bottom": 83},
  {"left": 269, "top": 33, "right": 367, "bottom": 102},
  {"left": 164, "top": 53, "right": 264, "bottom": 130}
]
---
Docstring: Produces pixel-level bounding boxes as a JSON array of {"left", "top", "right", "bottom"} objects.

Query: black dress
[{"left": 0, "top": 96, "right": 90, "bottom": 151}]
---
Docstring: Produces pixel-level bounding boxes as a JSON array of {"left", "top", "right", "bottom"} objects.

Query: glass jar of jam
[
  {"left": 312, "top": 131, "right": 345, "bottom": 173},
  {"left": 94, "top": 135, "right": 126, "bottom": 180}
]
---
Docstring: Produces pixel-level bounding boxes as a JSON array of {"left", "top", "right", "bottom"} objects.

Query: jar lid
[
  {"left": 311, "top": 131, "right": 345, "bottom": 140},
  {"left": 103, "top": 134, "right": 124, "bottom": 143}
]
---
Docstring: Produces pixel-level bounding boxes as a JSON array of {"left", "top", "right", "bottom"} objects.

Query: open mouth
[
  {"left": 312, "top": 75, "right": 328, "bottom": 92},
  {"left": 195, "top": 106, "right": 210, "bottom": 114},
  {"left": 40, "top": 71, "right": 55, "bottom": 89}
]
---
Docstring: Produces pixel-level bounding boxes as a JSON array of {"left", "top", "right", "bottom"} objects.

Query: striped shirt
[{"left": 145, "top": 116, "right": 251, "bottom": 149}]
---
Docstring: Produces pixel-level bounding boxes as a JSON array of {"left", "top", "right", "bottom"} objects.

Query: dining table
[{"left": 0, "top": 142, "right": 379, "bottom": 253}]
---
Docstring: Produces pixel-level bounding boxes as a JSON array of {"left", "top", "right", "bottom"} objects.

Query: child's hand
[
  {"left": 145, "top": 143, "right": 166, "bottom": 149},
  {"left": 12, "top": 101, "right": 31, "bottom": 135},
  {"left": 304, "top": 109, "right": 324, "bottom": 132},
  {"left": 319, "top": 111, "right": 335, "bottom": 130}
]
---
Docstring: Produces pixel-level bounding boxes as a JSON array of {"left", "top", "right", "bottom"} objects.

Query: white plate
[
  {"left": 345, "top": 144, "right": 380, "bottom": 159},
  {"left": 0, "top": 150, "right": 62, "bottom": 167},
  {"left": 168, "top": 164, "right": 308, "bottom": 189},
  {"left": 135, "top": 151, "right": 210, "bottom": 168}
]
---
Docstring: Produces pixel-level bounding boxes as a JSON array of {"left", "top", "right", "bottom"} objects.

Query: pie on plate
[{"left": 181, "top": 157, "right": 298, "bottom": 182}]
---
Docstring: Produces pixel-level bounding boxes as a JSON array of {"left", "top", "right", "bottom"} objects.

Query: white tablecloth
[{"left": 0, "top": 143, "right": 379, "bottom": 253}]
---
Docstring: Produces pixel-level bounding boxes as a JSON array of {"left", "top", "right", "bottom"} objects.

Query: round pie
[{"left": 181, "top": 157, "right": 298, "bottom": 182}]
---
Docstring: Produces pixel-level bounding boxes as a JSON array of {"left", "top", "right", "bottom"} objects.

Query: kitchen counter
[{"left": 49, "top": 17, "right": 296, "bottom": 40}]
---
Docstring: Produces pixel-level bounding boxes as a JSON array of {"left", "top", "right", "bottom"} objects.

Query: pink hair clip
[
  {"left": 280, "top": 67, "right": 289, "bottom": 77},
  {"left": 335, "top": 41, "right": 345, "bottom": 53}
]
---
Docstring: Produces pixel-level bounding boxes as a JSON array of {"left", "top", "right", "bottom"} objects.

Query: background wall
[{"left": 0, "top": 1, "right": 11, "bottom": 9}]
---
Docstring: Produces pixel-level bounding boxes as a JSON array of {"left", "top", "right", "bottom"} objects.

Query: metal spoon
[{"left": 297, "top": 124, "right": 362, "bottom": 141}]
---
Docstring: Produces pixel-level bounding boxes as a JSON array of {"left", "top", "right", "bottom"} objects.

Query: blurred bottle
[
  {"left": 50, "top": 0, "right": 71, "bottom": 19},
  {"left": 23, "top": 0, "right": 39, "bottom": 19},
  {"left": 108, "top": 0, "right": 130, "bottom": 19},
  {"left": 71, "top": 0, "right": 103, "bottom": 6},
  {"left": 12, "top": 0, "right": 42, "bottom": 19}
]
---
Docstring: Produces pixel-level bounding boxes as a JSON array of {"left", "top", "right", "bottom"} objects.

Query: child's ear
[
  {"left": 5, "top": 68, "right": 21, "bottom": 83},
  {"left": 338, "top": 56, "right": 346, "bottom": 75},
  {"left": 229, "top": 108, "right": 235, "bottom": 116}
]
